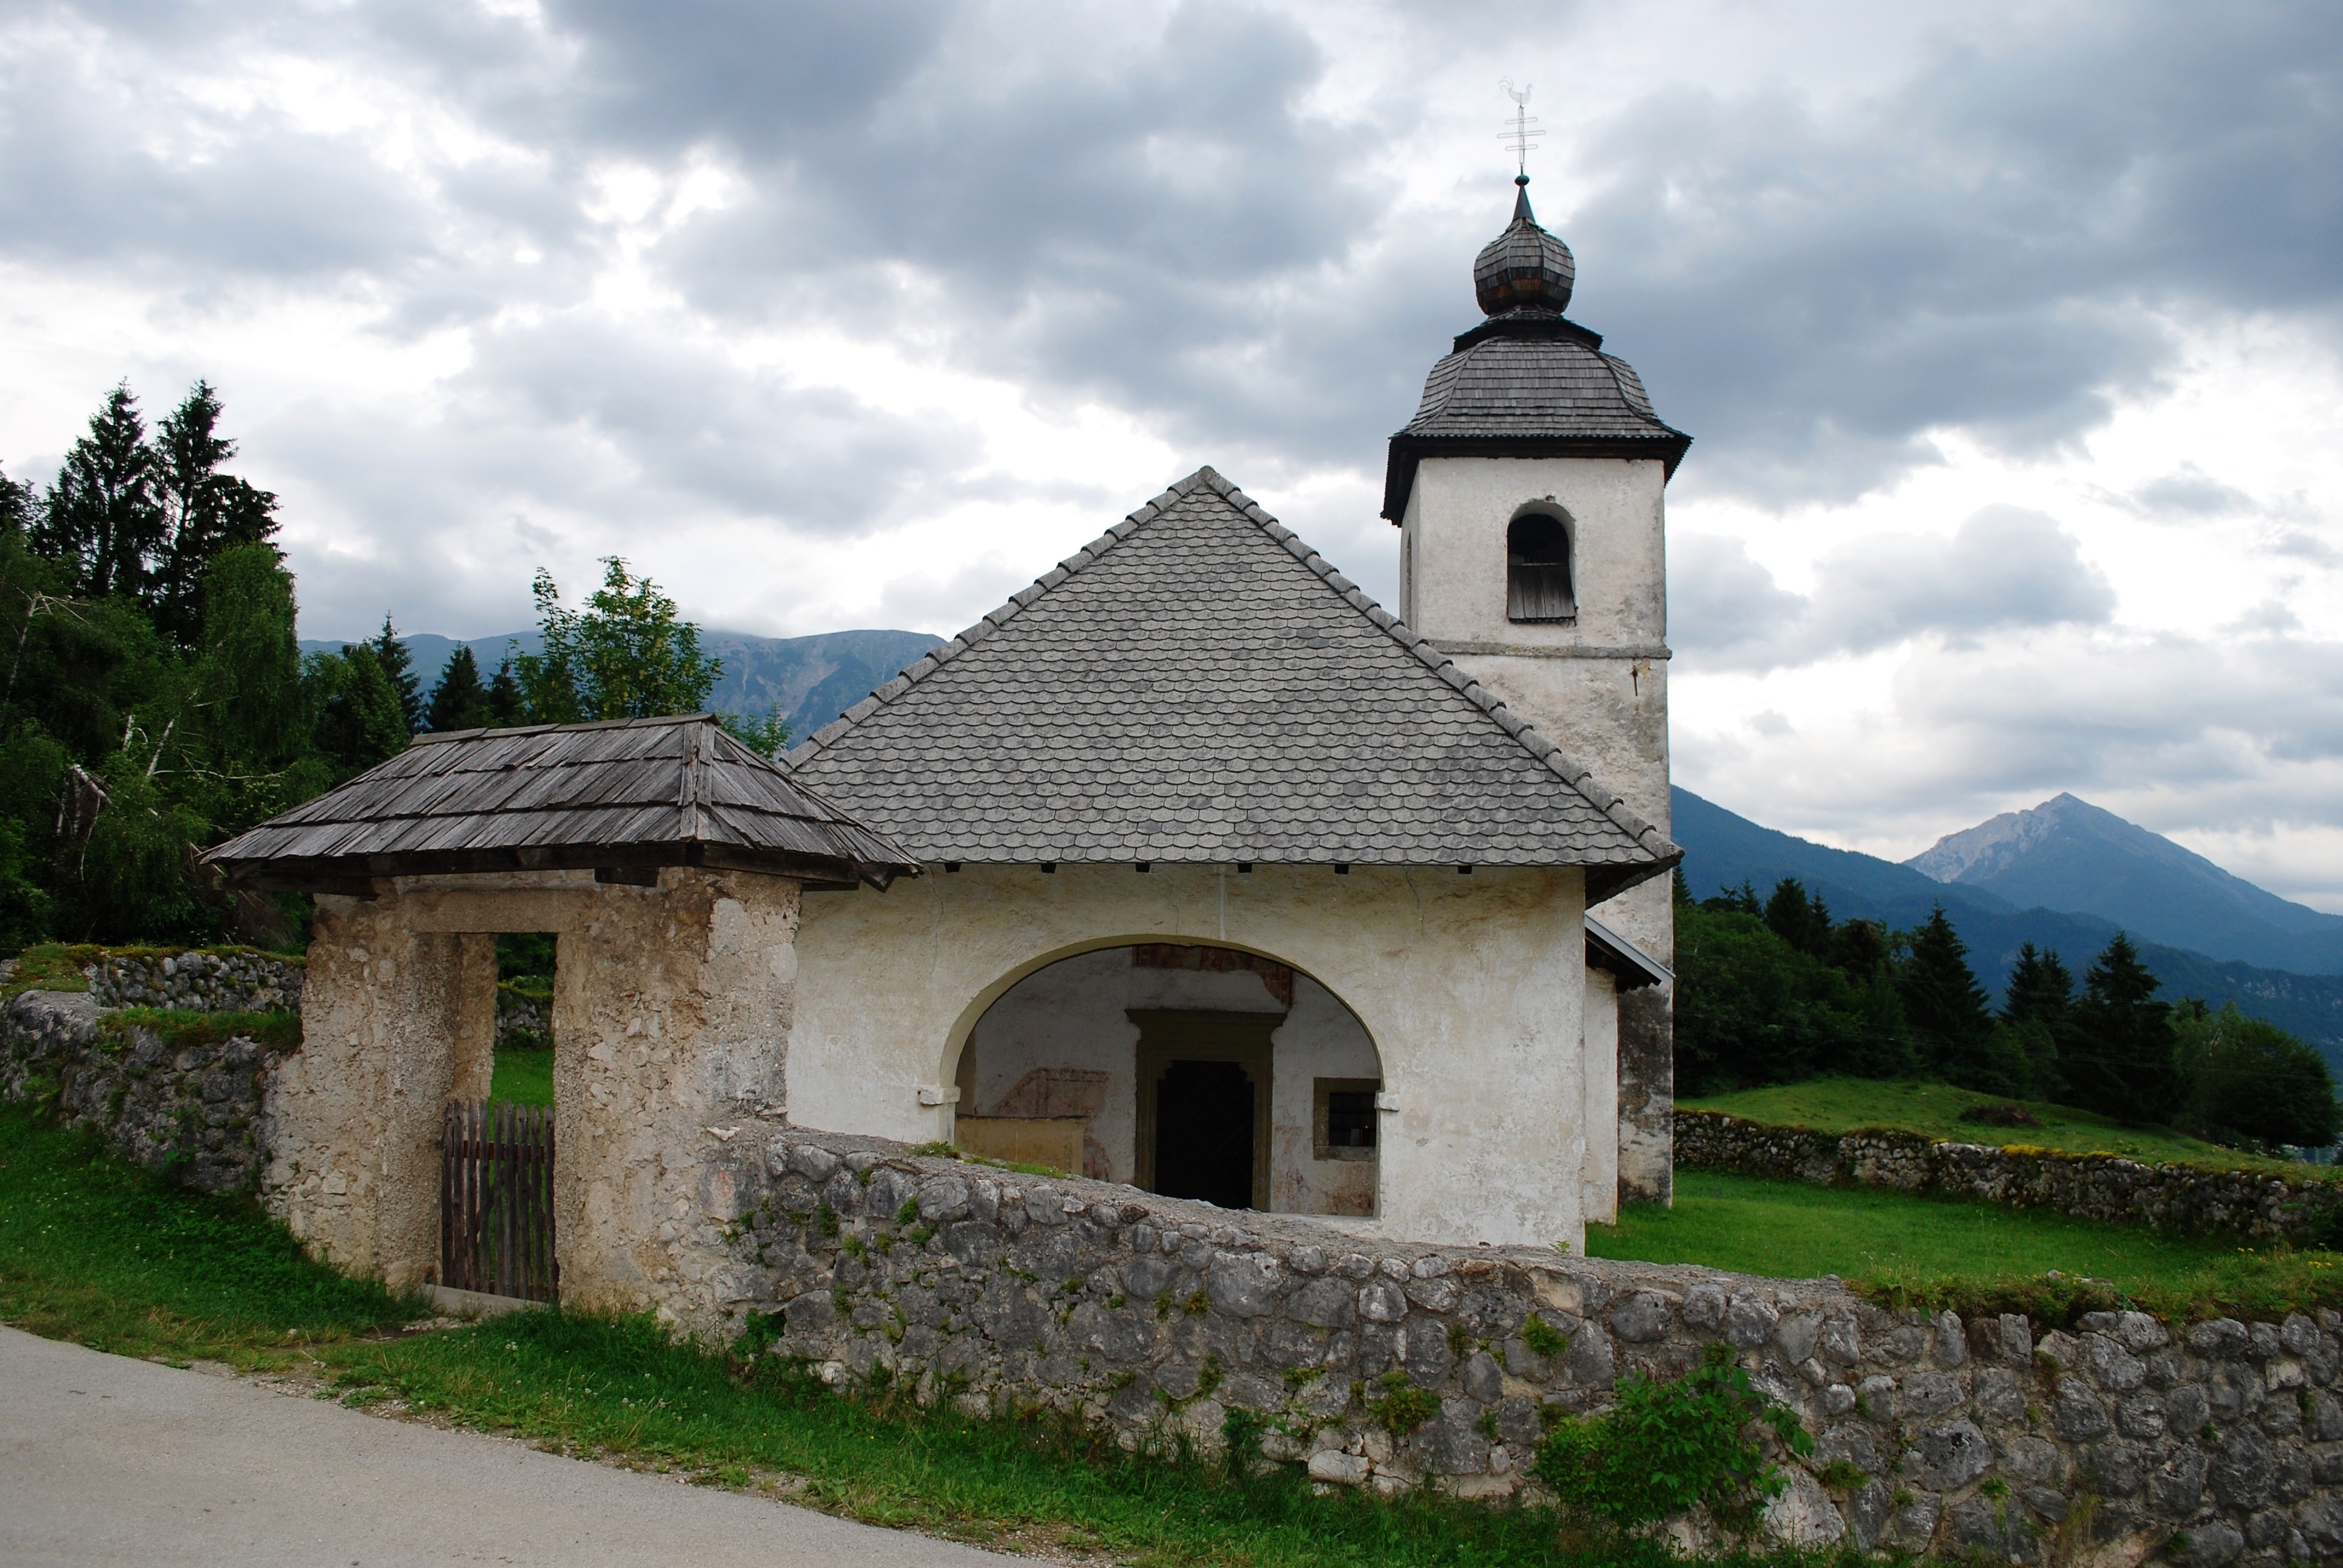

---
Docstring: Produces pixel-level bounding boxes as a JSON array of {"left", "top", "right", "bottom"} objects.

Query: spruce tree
[
  {"left": 1763, "top": 878, "right": 1831, "bottom": 956},
  {"left": 2069, "top": 933, "right": 2181, "bottom": 1125},
  {"left": 487, "top": 658, "right": 527, "bottom": 726},
  {"left": 0, "top": 460, "right": 28, "bottom": 535},
  {"left": 371, "top": 615, "right": 422, "bottom": 734},
  {"left": 309, "top": 643, "right": 411, "bottom": 773},
  {"left": 1896, "top": 906, "right": 1994, "bottom": 1081},
  {"left": 2001, "top": 942, "right": 2075, "bottom": 1098},
  {"left": 425, "top": 645, "right": 494, "bottom": 731},
  {"left": 151, "top": 381, "right": 279, "bottom": 648},
  {"left": 33, "top": 384, "right": 160, "bottom": 600}
]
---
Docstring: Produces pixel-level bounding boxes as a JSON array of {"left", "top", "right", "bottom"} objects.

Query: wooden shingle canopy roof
[
  {"left": 786, "top": 466, "right": 1680, "bottom": 902},
  {"left": 205, "top": 714, "right": 917, "bottom": 893}
]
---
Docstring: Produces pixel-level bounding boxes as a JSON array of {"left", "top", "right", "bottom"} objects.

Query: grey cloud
[
  {"left": 1681, "top": 625, "right": 2343, "bottom": 866},
  {"left": 1673, "top": 505, "right": 2112, "bottom": 671},
  {"left": 2267, "top": 530, "right": 2341, "bottom": 564},
  {"left": 1886, "top": 628, "right": 2343, "bottom": 800},
  {"left": 1812, "top": 505, "right": 2114, "bottom": 650},
  {"left": 459, "top": 318, "right": 983, "bottom": 533},
  {"left": 0, "top": 41, "right": 435, "bottom": 279},
  {"left": 1571, "top": 2, "right": 2343, "bottom": 501},
  {"left": 1668, "top": 534, "right": 1807, "bottom": 658},
  {"left": 2125, "top": 464, "right": 2257, "bottom": 519}
]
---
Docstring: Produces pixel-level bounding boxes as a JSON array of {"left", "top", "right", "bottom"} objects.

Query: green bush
[{"left": 1533, "top": 1343, "right": 1809, "bottom": 1529}]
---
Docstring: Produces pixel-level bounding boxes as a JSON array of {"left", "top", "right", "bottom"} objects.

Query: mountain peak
[
  {"left": 1907, "top": 794, "right": 2125, "bottom": 883},
  {"left": 1904, "top": 794, "right": 2343, "bottom": 967}
]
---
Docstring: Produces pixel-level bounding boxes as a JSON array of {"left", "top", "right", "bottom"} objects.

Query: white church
[
  {"left": 212, "top": 175, "right": 1691, "bottom": 1287},
  {"left": 778, "top": 174, "right": 1689, "bottom": 1252}
]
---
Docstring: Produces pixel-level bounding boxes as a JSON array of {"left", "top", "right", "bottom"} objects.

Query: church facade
[{"left": 782, "top": 179, "right": 1688, "bottom": 1250}]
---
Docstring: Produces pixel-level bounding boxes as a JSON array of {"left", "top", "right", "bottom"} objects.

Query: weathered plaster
[
  {"left": 1581, "top": 969, "right": 1618, "bottom": 1225},
  {"left": 549, "top": 865, "right": 801, "bottom": 1327},
  {"left": 263, "top": 909, "right": 494, "bottom": 1292},
  {"left": 1400, "top": 452, "right": 1676, "bottom": 1205},
  {"left": 789, "top": 861, "right": 1590, "bottom": 1251},
  {"left": 265, "top": 866, "right": 802, "bottom": 1334},
  {"left": 1400, "top": 455, "right": 1667, "bottom": 655}
]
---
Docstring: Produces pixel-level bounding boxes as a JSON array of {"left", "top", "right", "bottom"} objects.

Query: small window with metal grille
[
  {"left": 1507, "top": 512, "right": 1575, "bottom": 622},
  {"left": 1314, "top": 1077, "right": 1381, "bottom": 1160}
]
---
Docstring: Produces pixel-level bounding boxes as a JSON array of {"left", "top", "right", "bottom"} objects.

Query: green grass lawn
[
  {"left": 1589, "top": 1169, "right": 2343, "bottom": 1323},
  {"left": 492, "top": 1045, "right": 554, "bottom": 1106},
  {"left": 1682, "top": 1075, "right": 2318, "bottom": 1176},
  {"left": 0, "top": 1099, "right": 411, "bottom": 1363}
]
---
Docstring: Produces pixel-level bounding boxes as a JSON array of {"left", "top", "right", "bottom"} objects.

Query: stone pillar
[
  {"left": 554, "top": 866, "right": 799, "bottom": 1332},
  {"left": 263, "top": 901, "right": 487, "bottom": 1290}
]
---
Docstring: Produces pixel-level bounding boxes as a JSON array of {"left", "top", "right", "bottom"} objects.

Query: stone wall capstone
[
  {"left": 1, "top": 989, "right": 293, "bottom": 1193},
  {"left": 89, "top": 949, "right": 305, "bottom": 1014},
  {"left": 1677, "top": 1109, "right": 2343, "bottom": 1246},
  {"left": 723, "top": 1127, "right": 2343, "bottom": 1564}
]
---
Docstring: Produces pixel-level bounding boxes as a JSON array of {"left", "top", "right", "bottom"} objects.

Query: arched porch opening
[{"left": 948, "top": 940, "right": 1382, "bottom": 1218}]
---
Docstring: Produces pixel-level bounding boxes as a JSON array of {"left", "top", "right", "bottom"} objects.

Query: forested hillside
[
  {"left": 1674, "top": 873, "right": 2341, "bottom": 1152},
  {"left": 301, "top": 628, "right": 941, "bottom": 747}
]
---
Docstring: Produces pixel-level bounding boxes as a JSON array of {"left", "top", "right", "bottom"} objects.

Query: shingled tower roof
[
  {"left": 1383, "top": 180, "right": 1690, "bottom": 520},
  {"left": 785, "top": 468, "right": 1678, "bottom": 901},
  {"left": 206, "top": 714, "right": 917, "bottom": 892}
]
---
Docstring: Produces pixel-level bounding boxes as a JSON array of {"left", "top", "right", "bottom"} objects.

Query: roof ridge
[
  {"left": 781, "top": 466, "right": 1221, "bottom": 771},
  {"left": 782, "top": 466, "right": 1674, "bottom": 871},
  {"left": 413, "top": 712, "right": 716, "bottom": 746}
]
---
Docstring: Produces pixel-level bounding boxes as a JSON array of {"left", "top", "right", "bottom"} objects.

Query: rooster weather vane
[{"left": 1499, "top": 79, "right": 1545, "bottom": 177}]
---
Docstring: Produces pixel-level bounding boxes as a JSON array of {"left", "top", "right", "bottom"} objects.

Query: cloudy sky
[{"left": 4, "top": 1, "right": 2341, "bottom": 901}]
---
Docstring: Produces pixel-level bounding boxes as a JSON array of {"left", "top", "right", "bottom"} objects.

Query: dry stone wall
[
  {"left": 1679, "top": 1110, "right": 2343, "bottom": 1247},
  {"left": 0, "top": 989, "right": 292, "bottom": 1192},
  {"left": 89, "top": 948, "right": 305, "bottom": 1013},
  {"left": 723, "top": 1128, "right": 2343, "bottom": 1566}
]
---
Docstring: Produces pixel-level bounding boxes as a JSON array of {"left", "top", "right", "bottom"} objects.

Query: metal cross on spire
[{"left": 1499, "top": 79, "right": 1545, "bottom": 177}]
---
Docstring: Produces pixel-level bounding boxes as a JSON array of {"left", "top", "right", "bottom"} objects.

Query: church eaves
[{"left": 784, "top": 468, "right": 1679, "bottom": 900}]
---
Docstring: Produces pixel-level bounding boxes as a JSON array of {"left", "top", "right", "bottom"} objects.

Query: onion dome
[
  {"left": 1472, "top": 177, "right": 1575, "bottom": 316},
  {"left": 1381, "top": 178, "right": 1690, "bottom": 521}
]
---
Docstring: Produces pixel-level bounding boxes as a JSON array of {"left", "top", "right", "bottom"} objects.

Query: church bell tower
[{"left": 1384, "top": 175, "right": 1691, "bottom": 1204}]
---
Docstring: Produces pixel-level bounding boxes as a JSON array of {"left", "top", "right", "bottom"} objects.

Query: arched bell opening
[{"left": 948, "top": 941, "right": 1382, "bottom": 1218}]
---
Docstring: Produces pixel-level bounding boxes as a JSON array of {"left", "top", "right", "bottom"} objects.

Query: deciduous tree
[{"left": 513, "top": 558, "right": 720, "bottom": 723}]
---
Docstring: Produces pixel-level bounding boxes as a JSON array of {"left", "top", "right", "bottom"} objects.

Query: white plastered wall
[
  {"left": 788, "top": 861, "right": 1590, "bottom": 1251},
  {"left": 962, "top": 948, "right": 1380, "bottom": 1215},
  {"left": 1400, "top": 453, "right": 1674, "bottom": 1202},
  {"left": 1581, "top": 967, "right": 1619, "bottom": 1224}
]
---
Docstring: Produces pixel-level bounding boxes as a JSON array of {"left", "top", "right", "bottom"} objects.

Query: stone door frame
[{"left": 1129, "top": 1007, "right": 1280, "bottom": 1211}]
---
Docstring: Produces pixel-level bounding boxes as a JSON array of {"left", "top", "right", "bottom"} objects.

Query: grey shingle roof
[
  {"left": 784, "top": 468, "right": 1678, "bottom": 899},
  {"left": 206, "top": 714, "right": 917, "bottom": 890}
]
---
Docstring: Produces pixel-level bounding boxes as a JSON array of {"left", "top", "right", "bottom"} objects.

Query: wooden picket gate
[{"left": 439, "top": 1100, "right": 557, "bottom": 1302}]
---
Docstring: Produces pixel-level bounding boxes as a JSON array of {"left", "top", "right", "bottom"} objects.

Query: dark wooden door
[{"left": 1152, "top": 1059, "right": 1255, "bottom": 1210}]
